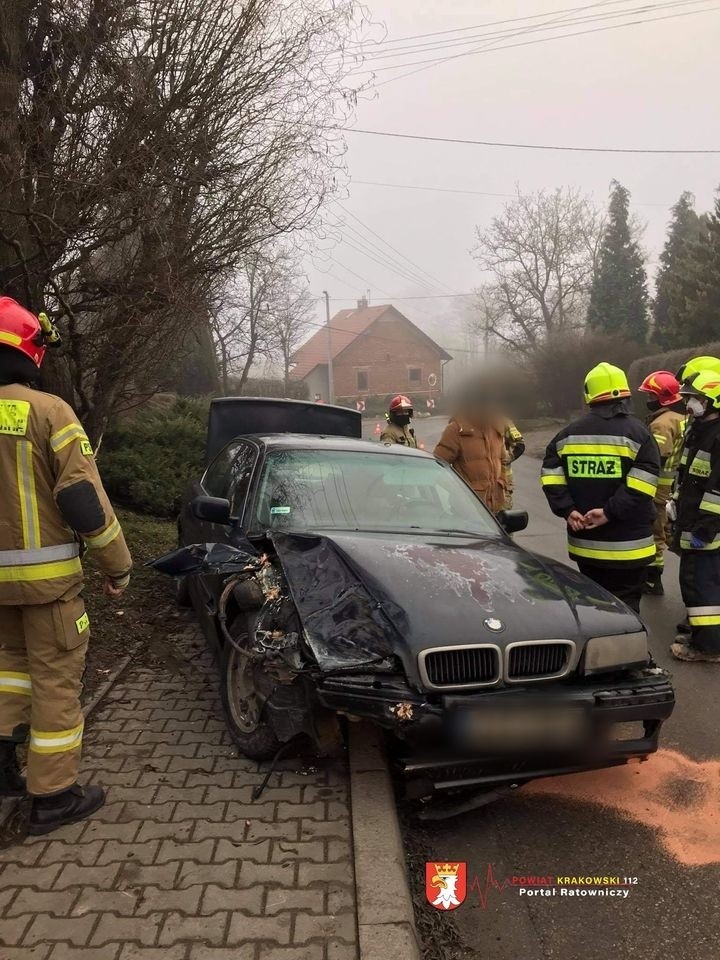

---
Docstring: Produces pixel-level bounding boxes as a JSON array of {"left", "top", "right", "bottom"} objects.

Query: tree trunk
[{"left": 219, "top": 337, "right": 230, "bottom": 395}]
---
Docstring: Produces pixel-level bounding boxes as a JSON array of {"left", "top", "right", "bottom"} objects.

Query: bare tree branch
[
  {"left": 471, "top": 188, "right": 603, "bottom": 354},
  {"left": 0, "top": 0, "right": 373, "bottom": 437}
]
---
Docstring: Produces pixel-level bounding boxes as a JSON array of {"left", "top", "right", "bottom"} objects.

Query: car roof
[{"left": 238, "top": 433, "right": 432, "bottom": 457}]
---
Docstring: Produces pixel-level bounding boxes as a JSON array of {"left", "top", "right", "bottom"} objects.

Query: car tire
[
  {"left": 219, "top": 637, "right": 280, "bottom": 761},
  {"left": 175, "top": 575, "right": 192, "bottom": 608}
]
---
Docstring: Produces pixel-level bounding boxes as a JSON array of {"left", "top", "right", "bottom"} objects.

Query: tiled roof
[{"left": 290, "top": 304, "right": 392, "bottom": 380}]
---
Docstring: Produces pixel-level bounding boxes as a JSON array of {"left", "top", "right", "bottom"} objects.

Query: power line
[
  {"left": 367, "top": 1, "right": 714, "bottom": 73},
  {"left": 339, "top": 0, "right": 702, "bottom": 63},
  {"left": 337, "top": 0, "right": 630, "bottom": 64},
  {"left": 335, "top": 232, "right": 439, "bottom": 293},
  {"left": 350, "top": 0, "right": 626, "bottom": 77},
  {"left": 328, "top": 214, "right": 442, "bottom": 293},
  {"left": 319, "top": 256, "right": 394, "bottom": 299},
  {"left": 351, "top": 179, "right": 675, "bottom": 208},
  {"left": 353, "top": 180, "right": 522, "bottom": 198},
  {"left": 334, "top": 202, "right": 457, "bottom": 294},
  {"left": 321, "top": 271, "right": 360, "bottom": 294},
  {"left": 372, "top": 3, "right": 719, "bottom": 86},
  {"left": 342, "top": 0, "right": 647, "bottom": 48},
  {"left": 346, "top": 127, "right": 720, "bottom": 155},
  {"left": 322, "top": 211, "right": 458, "bottom": 307},
  {"left": 325, "top": 293, "right": 476, "bottom": 301},
  {"left": 314, "top": 253, "right": 440, "bottom": 322},
  {"left": 333, "top": 208, "right": 446, "bottom": 292}
]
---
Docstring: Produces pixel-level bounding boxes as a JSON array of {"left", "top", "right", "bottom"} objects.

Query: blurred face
[{"left": 392, "top": 407, "right": 412, "bottom": 425}]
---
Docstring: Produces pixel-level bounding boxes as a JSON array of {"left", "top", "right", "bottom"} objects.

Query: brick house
[{"left": 290, "top": 300, "right": 452, "bottom": 405}]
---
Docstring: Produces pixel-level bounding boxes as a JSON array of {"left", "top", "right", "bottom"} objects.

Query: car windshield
[{"left": 253, "top": 448, "right": 501, "bottom": 536}]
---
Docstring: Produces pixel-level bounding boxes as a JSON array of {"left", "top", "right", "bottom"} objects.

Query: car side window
[
  {"left": 203, "top": 442, "right": 241, "bottom": 498},
  {"left": 229, "top": 443, "right": 258, "bottom": 518}
]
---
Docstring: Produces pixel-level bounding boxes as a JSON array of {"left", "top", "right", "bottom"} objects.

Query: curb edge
[
  {"left": 348, "top": 721, "right": 421, "bottom": 960},
  {"left": 82, "top": 653, "right": 134, "bottom": 719}
]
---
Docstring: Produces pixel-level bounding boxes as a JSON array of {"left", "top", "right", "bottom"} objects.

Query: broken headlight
[{"left": 584, "top": 631, "right": 649, "bottom": 675}]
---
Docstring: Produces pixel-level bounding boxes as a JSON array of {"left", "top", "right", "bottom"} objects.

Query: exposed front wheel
[{"left": 219, "top": 639, "right": 280, "bottom": 760}]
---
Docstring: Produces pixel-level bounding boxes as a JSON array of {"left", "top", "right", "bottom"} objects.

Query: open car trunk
[{"left": 206, "top": 397, "right": 362, "bottom": 463}]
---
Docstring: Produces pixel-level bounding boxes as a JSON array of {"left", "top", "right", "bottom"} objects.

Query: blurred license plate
[{"left": 455, "top": 704, "right": 588, "bottom": 752}]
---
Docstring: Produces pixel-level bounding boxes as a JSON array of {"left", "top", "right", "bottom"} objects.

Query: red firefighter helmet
[
  {"left": 638, "top": 370, "right": 681, "bottom": 407},
  {"left": 389, "top": 394, "right": 413, "bottom": 414},
  {"left": 0, "top": 297, "right": 47, "bottom": 367}
]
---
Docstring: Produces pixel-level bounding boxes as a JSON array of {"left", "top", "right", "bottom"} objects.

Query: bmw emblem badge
[{"left": 483, "top": 617, "right": 505, "bottom": 632}]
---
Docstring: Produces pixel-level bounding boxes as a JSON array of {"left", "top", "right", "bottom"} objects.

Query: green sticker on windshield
[
  {"left": 567, "top": 455, "right": 621, "bottom": 478},
  {"left": 270, "top": 506, "right": 291, "bottom": 515}
]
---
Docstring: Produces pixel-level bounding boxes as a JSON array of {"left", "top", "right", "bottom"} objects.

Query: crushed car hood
[{"left": 271, "top": 530, "right": 642, "bottom": 684}]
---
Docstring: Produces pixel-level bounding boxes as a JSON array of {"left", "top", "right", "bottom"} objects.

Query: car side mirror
[
  {"left": 498, "top": 509, "right": 528, "bottom": 534},
  {"left": 191, "top": 495, "right": 232, "bottom": 525}
]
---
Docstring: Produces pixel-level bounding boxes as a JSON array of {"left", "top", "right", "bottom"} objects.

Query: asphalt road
[{"left": 366, "top": 416, "right": 720, "bottom": 960}]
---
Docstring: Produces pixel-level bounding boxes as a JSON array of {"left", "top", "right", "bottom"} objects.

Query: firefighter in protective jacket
[
  {"left": 380, "top": 395, "right": 417, "bottom": 448},
  {"left": 637, "top": 371, "right": 686, "bottom": 596},
  {"left": 541, "top": 362, "right": 660, "bottom": 613},
  {"left": 0, "top": 297, "right": 132, "bottom": 834},
  {"left": 670, "top": 371, "right": 720, "bottom": 662},
  {"left": 674, "top": 357, "right": 720, "bottom": 496}
]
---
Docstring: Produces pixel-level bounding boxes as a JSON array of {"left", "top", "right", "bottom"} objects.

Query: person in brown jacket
[
  {"left": 0, "top": 297, "right": 132, "bottom": 835},
  {"left": 434, "top": 412, "right": 508, "bottom": 513}
]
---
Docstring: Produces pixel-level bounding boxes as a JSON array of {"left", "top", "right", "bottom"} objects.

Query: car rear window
[{"left": 253, "top": 449, "right": 500, "bottom": 536}]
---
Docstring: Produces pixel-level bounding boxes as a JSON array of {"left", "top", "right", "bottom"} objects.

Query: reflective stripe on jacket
[
  {"left": 673, "top": 417, "right": 720, "bottom": 552},
  {"left": 0, "top": 383, "right": 132, "bottom": 604},
  {"left": 647, "top": 407, "right": 685, "bottom": 491},
  {"left": 503, "top": 421, "right": 525, "bottom": 464},
  {"left": 541, "top": 404, "right": 660, "bottom": 566}
]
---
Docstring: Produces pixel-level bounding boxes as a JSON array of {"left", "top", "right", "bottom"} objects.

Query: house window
[
  {"left": 408, "top": 367, "right": 422, "bottom": 386},
  {"left": 356, "top": 370, "right": 369, "bottom": 391}
]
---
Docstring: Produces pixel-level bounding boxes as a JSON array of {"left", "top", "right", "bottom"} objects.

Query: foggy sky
[{"left": 305, "top": 0, "right": 720, "bottom": 354}]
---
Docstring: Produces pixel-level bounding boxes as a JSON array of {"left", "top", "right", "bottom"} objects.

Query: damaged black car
[{"left": 152, "top": 397, "right": 675, "bottom": 810}]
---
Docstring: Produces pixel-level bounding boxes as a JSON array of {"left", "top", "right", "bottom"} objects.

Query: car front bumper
[{"left": 317, "top": 670, "right": 675, "bottom": 794}]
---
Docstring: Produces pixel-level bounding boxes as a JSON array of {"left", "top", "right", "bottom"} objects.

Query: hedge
[
  {"left": 99, "top": 397, "right": 209, "bottom": 517},
  {"left": 524, "top": 332, "right": 646, "bottom": 418}
]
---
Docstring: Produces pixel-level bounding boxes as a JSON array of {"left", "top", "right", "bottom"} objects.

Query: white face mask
[{"left": 687, "top": 397, "right": 707, "bottom": 418}]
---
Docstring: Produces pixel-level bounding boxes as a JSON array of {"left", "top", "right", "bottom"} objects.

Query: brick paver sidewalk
[{"left": 0, "top": 623, "right": 359, "bottom": 960}]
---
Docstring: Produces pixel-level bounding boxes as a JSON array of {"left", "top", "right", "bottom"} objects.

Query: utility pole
[{"left": 322, "top": 290, "right": 334, "bottom": 403}]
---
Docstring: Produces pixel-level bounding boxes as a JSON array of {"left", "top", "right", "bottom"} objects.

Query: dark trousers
[
  {"left": 576, "top": 562, "right": 646, "bottom": 614},
  {"left": 679, "top": 551, "right": 720, "bottom": 653}
]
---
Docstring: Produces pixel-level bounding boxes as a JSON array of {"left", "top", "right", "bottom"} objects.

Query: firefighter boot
[
  {"left": 28, "top": 783, "right": 105, "bottom": 836},
  {"left": 643, "top": 566, "right": 664, "bottom": 596},
  {"left": 671, "top": 643, "right": 720, "bottom": 663},
  {"left": 0, "top": 741, "right": 26, "bottom": 797}
]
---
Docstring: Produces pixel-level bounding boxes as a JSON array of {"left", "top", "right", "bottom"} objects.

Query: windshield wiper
[
  {"left": 423, "top": 528, "right": 494, "bottom": 538},
  {"left": 289, "top": 525, "right": 495, "bottom": 538}
]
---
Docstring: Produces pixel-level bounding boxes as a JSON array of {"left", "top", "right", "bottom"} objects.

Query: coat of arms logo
[{"left": 425, "top": 861, "right": 467, "bottom": 910}]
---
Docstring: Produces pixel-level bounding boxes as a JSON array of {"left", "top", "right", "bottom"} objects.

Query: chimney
[{"left": 357, "top": 296, "right": 368, "bottom": 309}]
